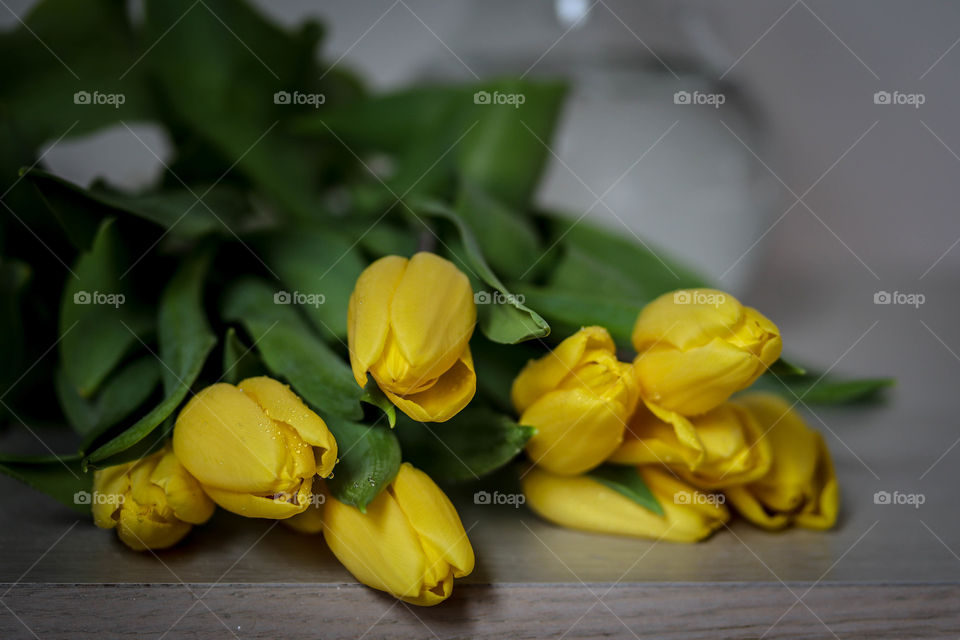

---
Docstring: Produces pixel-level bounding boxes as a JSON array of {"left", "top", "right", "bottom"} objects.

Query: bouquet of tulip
[{"left": 0, "top": 0, "right": 891, "bottom": 607}]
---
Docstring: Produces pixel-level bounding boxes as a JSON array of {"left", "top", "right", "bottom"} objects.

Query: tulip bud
[
  {"left": 522, "top": 466, "right": 729, "bottom": 543},
  {"left": 632, "top": 289, "right": 781, "bottom": 416},
  {"left": 348, "top": 252, "right": 477, "bottom": 422},
  {"left": 92, "top": 444, "right": 215, "bottom": 550},
  {"left": 511, "top": 327, "right": 639, "bottom": 475},
  {"left": 609, "top": 400, "right": 772, "bottom": 488},
  {"left": 723, "top": 393, "right": 838, "bottom": 530},
  {"left": 173, "top": 376, "right": 337, "bottom": 519},
  {"left": 322, "top": 463, "right": 475, "bottom": 606}
]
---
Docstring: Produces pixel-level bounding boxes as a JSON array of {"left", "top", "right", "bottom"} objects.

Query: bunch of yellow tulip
[
  {"left": 516, "top": 288, "right": 838, "bottom": 542},
  {"left": 91, "top": 252, "right": 478, "bottom": 606},
  {"left": 88, "top": 255, "right": 836, "bottom": 608}
]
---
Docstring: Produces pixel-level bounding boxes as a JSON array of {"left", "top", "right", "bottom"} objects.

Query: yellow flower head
[
  {"left": 348, "top": 252, "right": 477, "bottom": 422},
  {"left": 522, "top": 466, "right": 729, "bottom": 543},
  {"left": 632, "top": 289, "right": 781, "bottom": 416},
  {"left": 723, "top": 393, "right": 839, "bottom": 530},
  {"left": 322, "top": 463, "right": 475, "bottom": 606},
  {"left": 92, "top": 443, "right": 215, "bottom": 551},
  {"left": 609, "top": 400, "right": 772, "bottom": 488},
  {"left": 173, "top": 376, "right": 337, "bottom": 519},
  {"left": 512, "top": 326, "right": 639, "bottom": 475}
]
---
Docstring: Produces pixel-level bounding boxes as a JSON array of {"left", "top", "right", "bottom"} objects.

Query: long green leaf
[
  {"left": 222, "top": 278, "right": 363, "bottom": 420},
  {"left": 415, "top": 199, "right": 550, "bottom": 344},
  {"left": 58, "top": 218, "right": 150, "bottom": 396},
  {"left": 396, "top": 408, "right": 535, "bottom": 483},
  {"left": 588, "top": 464, "right": 663, "bottom": 516},
  {"left": 84, "top": 253, "right": 216, "bottom": 467},
  {"left": 258, "top": 227, "right": 365, "bottom": 340},
  {"left": 0, "top": 453, "right": 91, "bottom": 514},
  {"left": 325, "top": 417, "right": 401, "bottom": 512}
]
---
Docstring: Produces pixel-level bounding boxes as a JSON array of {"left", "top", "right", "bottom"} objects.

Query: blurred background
[{"left": 4, "top": 0, "right": 959, "bottom": 291}]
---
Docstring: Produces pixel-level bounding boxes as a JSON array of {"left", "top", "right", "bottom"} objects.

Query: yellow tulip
[
  {"left": 522, "top": 466, "right": 729, "bottom": 543},
  {"left": 173, "top": 376, "right": 337, "bottom": 519},
  {"left": 511, "top": 326, "right": 639, "bottom": 475},
  {"left": 92, "top": 444, "right": 215, "bottom": 551},
  {"left": 322, "top": 463, "right": 475, "bottom": 606},
  {"left": 348, "top": 252, "right": 477, "bottom": 422},
  {"left": 609, "top": 401, "right": 772, "bottom": 488},
  {"left": 723, "top": 393, "right": 838, "bottom": 530},
  {"left": 632, "top": 288, "right": 782, "bottom": 416}
]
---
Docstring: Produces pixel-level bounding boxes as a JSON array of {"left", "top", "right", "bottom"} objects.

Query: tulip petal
[
  {"left": 511, "top": 326, "right": 614, "bottom": 413},
  {"left": 323, "top": 490, "right": 429, "bottom": 603},
  {"left": 642, "top": 400, "right": 705, "bottom": 469},
  {"left": 634, "top": 340, "right": 759, "bottom": 415},
  {"left": 388, "top": 252, "right": 476, "bottom": 386},
  {"left": 390, "top": 463, "right": 475, "bottom": 579},
  {"left": 522, "top": 387, "right": 628, "bottom": 476},
  {"left": 116, "top": 505, "right": 192, "bottom": 551},
  {"left": 723, "top": 485, "right": 790, "bottom": 530},
  {"left": 794, "top": 432, "right": 839, "bottom": 530},
  {"left": 522, "top": 466, "right": 728, "bottom": 543},
  {"left": 151, "top": 447, "right": 215, "bottom": 525},
  {"left": 382, "top": 347, "right": 476, "bottom": 423},
  {"left": 201, "top": 480, "right": 311, "bottom": 519},
  {"left": 173, "top": 383, "right": 295, "bottom": 493},
  {"left": 348, "top": 255, "right": 408, "bottom": 387},
  {"left": 238, "top": 376, "right": 338, "bottom": 477},
  {"left": 91, "top": 462, "right": 132, "bottom": 529},
  {"left": 283, "top": 478, "right": 327, "bottom": 535}
]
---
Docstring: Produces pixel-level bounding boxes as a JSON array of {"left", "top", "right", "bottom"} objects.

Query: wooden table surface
[{"left": 2, "top": 270, "right": 958, "bottom": 639}]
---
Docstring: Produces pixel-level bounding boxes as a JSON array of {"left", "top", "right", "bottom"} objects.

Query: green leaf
[
  {"left": 361, "top": 379, "right": 396, "bottom": 429},
  {"left": 0, "top": 453, "right": 91, "bottom": 514},
  {"left": 258, "top": 227, "right": 365, "bottom": 340},
  {"left": 222, "top": 327, "right": 266, "bottom": 385},
  {"left": 59, "top": 218, "right": 151, "bottom": 396},
  {"left": 54, "top": 357, "right": 160, "bottom": 444},
  {"left": 396, "top": 408, "right": 535, "bottom": 483},
  {"left": 542, "top": 214, "right": 707, "bottom": 303},
  {"left": 757, "top": 373, "right": 894, "bottom": 406},
  {"left": 414, "top": 199, "right": 550, "bottom": 344},
  {"left": 455, "top": 182, "right": 541, "bottom": 281},
  {"left": 768, "top": 358, "right": 807, "bottom": 377},
  {"left": 456, "top": 79, "right": 567, "bottom": 209},
  {"left": 587, "top": 464, "right": 663, "bottom": 516},
  {"left": 143, "top": 0, "right": 334, "bottom": 219},
  {"left": 222, "top": 278, "right": 363, "bottom": 420},
  {"left": 324, "top": 417, "right": 401, "bottom": 512},
  {"left": 26, "top": 169, "right": 257, "bottom": 245},
  {"left": 84, "top": 253, "right": 216, "bottom": 468},
  {"left": 0, "top": 0, "right": 156, "bottom": 150},
  {"left": 512, "top": 286, "right": 642, "bottom": 347},
  {"left": 470, "top": 336, "right": 540, "bottom": 413}
]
